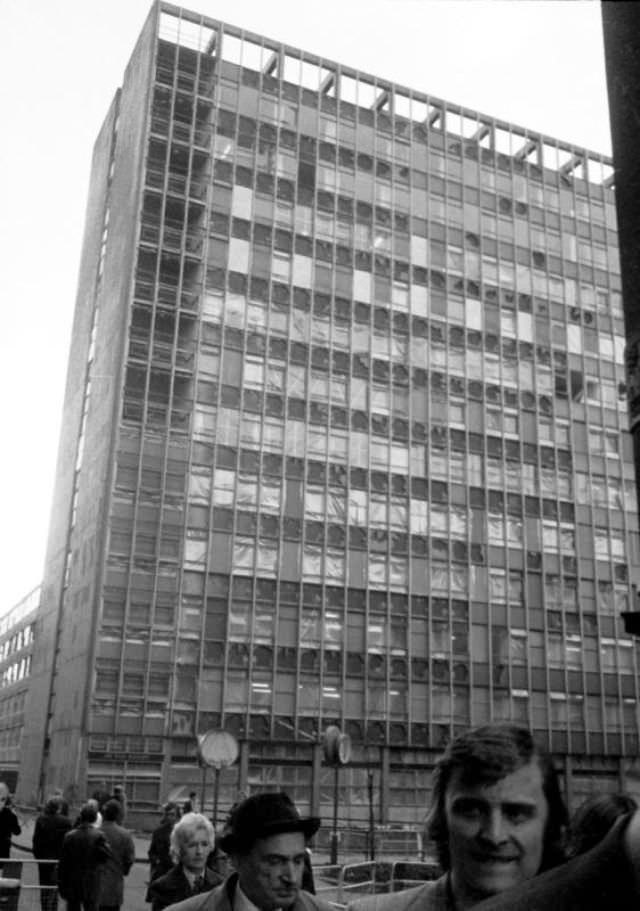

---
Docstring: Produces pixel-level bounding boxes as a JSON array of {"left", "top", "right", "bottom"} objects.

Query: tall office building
[{"left": 20, "top": 2, "right": 640, "bottom": 823}]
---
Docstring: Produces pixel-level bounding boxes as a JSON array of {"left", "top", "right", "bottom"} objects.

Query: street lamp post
[
  {"left": 323, "top": 725, "right": 352, "bottom": 865},
  {"left": 367, "top": 769, "right": 375, "bottom": 861},
  {"left": 197, "top": 729, "right": 239, "bottom": 828}
]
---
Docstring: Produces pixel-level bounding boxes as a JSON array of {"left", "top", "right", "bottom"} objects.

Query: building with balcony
[{"left": 19, "top": 1, "right": 640, "bottom": 824}]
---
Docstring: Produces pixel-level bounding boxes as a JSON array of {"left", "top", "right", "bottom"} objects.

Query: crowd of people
[
  {"left": 30, "top": 786, "right": 133, "bottom": 911},
  {"left": 0, "top": 722, "right": 639, "bottom": 910}
]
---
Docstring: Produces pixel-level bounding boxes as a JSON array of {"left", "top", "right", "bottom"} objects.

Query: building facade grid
[{"left": 21, "top": 2, "right": 640, "bottom": 822}]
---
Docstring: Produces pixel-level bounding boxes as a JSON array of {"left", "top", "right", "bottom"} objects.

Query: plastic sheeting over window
[
  {"left": 489, "top": 569, "right": 506, "bottom": 602},
  {"left": 237, "top": 475, "right": 257, "bottom": 506},
  {"left": 450, "top": 507, "right": 468, "bottom": 539},
  {"left": 233, "top": 539, "right": 255, "bottom": 572},
  {"left": 256, "top": 540, "right": 278, "bottom": 575},
  {"left": 307, "top": 429, "right": 327, "bottom": 457},
  {"left": 225, "top": 293, "right": 247, "bottom": 329},
  {"left": 505, "top": 462, "right": 521, "bottom": 491},
  {"left": 521, "top": 464, "right": 537, "bottom": 495},
  {"left": 228, "top": 603, "right": 251, "bottom": 640},
  {"left": 486, "top": 459, "right": 503, "bottom": 488},
  {"left": 349, "top": 432, "right": 369, "bottom": 467},
  {"left": 244, "top": 357, "right": 265, "bottom": 388},
  {"left": 225, "top": 674, "right": 249, "bottom": 711},
  {"left": 214, "top": 468, "right": 235, "bottom": 505},
  {"left": 240, "top": 415, "right": 262, "bottom": 447},
  {"left": 254, "top": 609, "right": 274, "bottom": 643},
  {"left": 560, "top": 527, "right": 576, "bottom": 554},
  {"left": 368, "top": 554, "right": 408, "bottom": 589},
  {"left": 287, "top": 420, "right": 306, "bottom": 457},
  {"left": 432, "top": 563, "right": 468, "bottom": 594},
  {"left": 325, "top": 491, "right": 346, "bottom": 521},
  {"left": 301, "top": 546, "right": 344, "bottom": 582},
  {"left": 542, "top": 523, "right": 559, "bottom": 553},
  {"left": 260, "top": 478, "right": 282, "bottom": 513},
  {"left": 263, "top": 420, "right": 284, "bottom": 452},
  {"left": 506, "top": 517, "right": 523, "bottom": 547},
  {"left": 217, "top": 408, "right": 240, "bottom": 446},
  {"left": 302, "top": 545, "right": 322, "bottom": 580},
  {"left": 193, "top": 406, "right": 216, "bottom": 438},
  {"left": 188, "top": 470, "right": 211, "bottom": 502},
  {"left": 304, "top": 490, "right": 325, "bottom": 519},
  {"left": 488, "top": 515, "right": 505, "bottom": 545},
  {"left": 184, "top": 535, "right": 207, "bottom": 565},
  {"left": 348, "top": 489, "right": 367, "bottom": 525}
]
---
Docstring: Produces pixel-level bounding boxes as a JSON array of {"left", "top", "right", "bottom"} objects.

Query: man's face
[
  {"left": 445, "top": 759, "right": 549, "bottom": 909},
  {"left": 235, "top": 832, "right": 306, "bottom": 911},
  {"left": 181, "top": 826, "right": 210, "bottom": 873}
]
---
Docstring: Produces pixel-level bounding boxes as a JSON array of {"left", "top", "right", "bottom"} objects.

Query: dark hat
[{"left": 219, "top": 792, "right": 320, "bottom": 854}]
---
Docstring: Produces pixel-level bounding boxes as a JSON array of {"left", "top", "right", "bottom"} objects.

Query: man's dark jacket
[
  {"left": 33, "top": 812, "right": 73, "bottom": 860},
  {"left": 57, "top": 822, "right": 111, "bottom": 907},
  {"left": 0, "top": 804, "right": 21, "bottom": 859},
  {"left": 474, "top": 814, "right": 639, "bottom": 911},
  {"left": 98, "top": 819, "right": 135, "bottom": 908},
  {"left": 161, "top": 872, "right": 336, "bottom": 911},
  {"left": 147, "top": 864, "right": 222, "bottom": 911},
  {"left": 148, "top": 820, "right": 175, "bottom": 882}
]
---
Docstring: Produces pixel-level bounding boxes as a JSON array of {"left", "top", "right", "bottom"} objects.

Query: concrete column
[
  {"left": 311, "top": 741, "right": 322, "bottom": 817},
  {"left": 563, "top": 756, "right": 573, "bottom": 812},
  {"left": 379, "top": 746, "right": 390, "bottom": 823},
  {"left": 238, "top": 738, "right": 249, "bottom": 792}
]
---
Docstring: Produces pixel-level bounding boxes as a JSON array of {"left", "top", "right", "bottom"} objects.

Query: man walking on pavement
[
  {"left": 0, "top": 782, "right": 21, "bottom": 866},
  {"left": 58, "top": 803, "right": 111, "bottom": 911},
  {"left": 97, "top": 799, "right": 135, "bottom": 911}
]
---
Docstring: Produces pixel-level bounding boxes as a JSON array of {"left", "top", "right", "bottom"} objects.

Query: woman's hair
[
  {"left": 425, "top": 723, "right": 568, "bottom": 872},
  {"left": 567, "top": 792, "right": 638, "bottom": 857},
  {"left": 170, "top": 812, "right": 215, "bottom": 864}
]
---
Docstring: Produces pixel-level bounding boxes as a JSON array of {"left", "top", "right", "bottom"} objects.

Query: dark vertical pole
[
  {"left": 330, "top": 764, "right": 339, "bottom": 865},
  {"left": 200, "top": 762, "right": 207, "bottom": 816},
  {"left": 212, "top": 766, "right": 220, "bottom": 829},
  {"left": 367, "top": 770, "right": 375, "bottom": 861},
  {"left": 602, "top": 3, "right": 640, "bottom": 512},
  {"left": 602, "top": 2, "right": 640, "bottom": 629}
]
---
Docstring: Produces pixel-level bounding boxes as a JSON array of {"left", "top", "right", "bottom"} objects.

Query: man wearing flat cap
[{"left": 164, "top": 792, "right": 334, "bottom": 911}]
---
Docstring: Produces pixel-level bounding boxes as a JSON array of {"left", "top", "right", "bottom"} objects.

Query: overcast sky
[{"left": 0, "top": 0, "right": 611, "bottom": 613}]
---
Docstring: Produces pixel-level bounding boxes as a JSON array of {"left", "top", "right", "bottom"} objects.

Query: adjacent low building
[{"left": 0, "top": 587, "right": 38, "bottom": 794}]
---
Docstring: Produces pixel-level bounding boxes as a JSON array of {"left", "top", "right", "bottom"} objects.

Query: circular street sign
[
  {"left": 199, "top": 729, "right": 239, "bottom": 770},
  {"left": 323, "top": 725, "right": 352, "bottom": 766},
  {"left": 337, "top": 731, "right": 352, "bottom": 765}
]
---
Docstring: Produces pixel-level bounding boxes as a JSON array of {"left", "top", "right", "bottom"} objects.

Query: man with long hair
[{"left": 350, "top": 723, "right": 568, "bottom": 911}]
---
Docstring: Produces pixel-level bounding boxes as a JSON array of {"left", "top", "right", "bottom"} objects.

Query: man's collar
[{"left": 234, "top": 882, "right": 281, "bottom": 911}]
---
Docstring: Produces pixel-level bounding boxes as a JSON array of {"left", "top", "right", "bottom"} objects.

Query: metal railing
[
  {"left": 314, "top": 826, "right": 424, "bottom": 861},
  {"left": 0, "top": 856, "right": 152, "bottom": 911},
  {"left": 313, "top": 860, "right": 441, "bottom": 908},
  {"left": 0, "top": 854, "right": 440, "bottom": 911},
  {"left": 0, "top": 858, "right": 54, "bottom": 911}
]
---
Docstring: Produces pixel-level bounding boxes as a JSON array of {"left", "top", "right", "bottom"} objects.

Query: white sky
[{"left": 0, "top": 0, "right": 611, "bottom": 613}]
